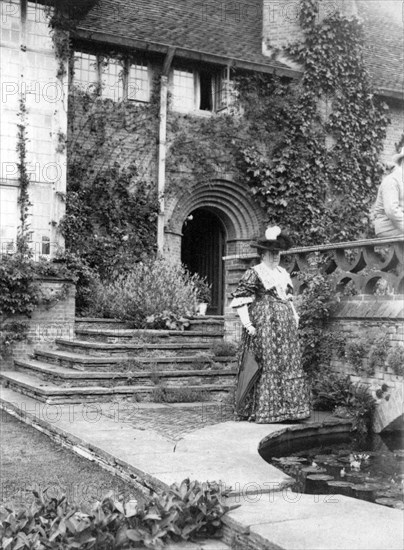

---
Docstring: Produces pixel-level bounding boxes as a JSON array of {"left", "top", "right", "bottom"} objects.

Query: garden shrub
[
  {"left": 0, "top": 480, "right": 236, "bottom": 549},
  {"left": 294, "top": 256, "right": 341, "bottom": 377},
  {"left": 0, "top": 254, "right": 40, "bottom": 318},
  {"left": 86, "top": 257, "right": 199, "bottom": 327},
  {"left": 345, "top": 340, "right": 368, "bottom": 373},
  {"left": 368, "top": 335, "right": 389, "bottom": 373},
  {"left": 386, "top": 345, "right": 404, "bottom": 376},
  {"left": 312, "top": 371, "right": 377, "bottom": 433}
]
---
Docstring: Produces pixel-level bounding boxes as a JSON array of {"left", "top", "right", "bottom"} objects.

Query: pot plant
[{"left": 194, "top": 276, "right": 212, "bottom": 316}]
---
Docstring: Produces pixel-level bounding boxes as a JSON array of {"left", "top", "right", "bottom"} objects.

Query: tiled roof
[
  {"left": 75, "top": 0, "right": 292, "bottom": 72},
  {"left": 357, "top": 1, "right": 403, "bottom": 94},
  {"left": 76, "top": 0, "right": 403, "bottom": 94}
]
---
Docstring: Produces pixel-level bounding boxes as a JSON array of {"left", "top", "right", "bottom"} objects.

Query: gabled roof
[
  {"left": 74, "top": 0, "right": 295, "bottom": 75},
  {"left": 75, "top": 0, "right": 403, "bottom": 96}
]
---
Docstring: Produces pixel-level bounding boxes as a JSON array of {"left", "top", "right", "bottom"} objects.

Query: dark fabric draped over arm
[{"left": 230, "top": 268, "right": 261, "bottom": 309}]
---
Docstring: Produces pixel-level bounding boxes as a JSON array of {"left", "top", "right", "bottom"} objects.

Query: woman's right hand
[{"left": 245, "top": 324, "right": 257, "bottom": 336}]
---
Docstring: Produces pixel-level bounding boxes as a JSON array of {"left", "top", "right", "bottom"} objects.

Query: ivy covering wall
[{"left": 61, "top": 0, "right": 392, "bottom": 277}]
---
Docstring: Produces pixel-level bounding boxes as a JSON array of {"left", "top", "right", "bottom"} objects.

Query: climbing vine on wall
[
  {"left": 55, "top": 0, "right": 392, "bottom": 282},
  {"left": 59, "top": 88, "right": 160, "bottom": 281},
  {"left": 241, "top": 0, "right": 390, "bottom": 245},
  {"left": 16, "top": 94, "right": 32, "bottom": 256}
]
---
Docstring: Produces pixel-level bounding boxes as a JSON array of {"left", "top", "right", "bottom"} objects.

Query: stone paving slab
[
  {"left": 1, "top": 387, "right": 403, "bottom": 550},
  {"left": 225, "top": 492, "right": 404, "bottom": 550},
  {"left": 101, "top": 402, "right": 235, "bottom": 441}
]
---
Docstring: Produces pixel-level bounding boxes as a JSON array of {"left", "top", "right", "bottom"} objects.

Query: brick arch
[{"left": 165, "top": 178, "right": 265, "bottom": 242}]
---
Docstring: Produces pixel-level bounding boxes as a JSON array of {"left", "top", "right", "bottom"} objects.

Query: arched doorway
[{"left": 181, "top": 208, "right": 225, "bottom": 315}]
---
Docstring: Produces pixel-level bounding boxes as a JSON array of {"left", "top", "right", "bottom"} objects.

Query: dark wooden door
[{"left": 181, "top": 209, "right": 225, "bottom": 315}]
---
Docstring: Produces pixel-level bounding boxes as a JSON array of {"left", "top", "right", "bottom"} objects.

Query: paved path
[{"left": 1, "top": 387, "right": 403, "bottom": 550}]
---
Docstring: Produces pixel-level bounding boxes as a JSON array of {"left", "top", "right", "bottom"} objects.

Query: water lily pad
[
  {"left": 314, "top": 454, "right": 333, "bottom": 462},
  {"left": 352, "top": 484, "right": 377, "bottom": 492},
  {"left": 307, "top": 474, "right": 335, "bottom": 481},
  {"left": 345, "top": 471, "right": 368, "bottom": 480},
  {"left": 326, "top": 481, "right": 355, "bottom": 488},
  {"left": 301, "top": 466, "right": 326, "bottom": 474}
]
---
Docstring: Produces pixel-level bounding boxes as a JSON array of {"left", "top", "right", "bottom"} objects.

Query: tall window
[
  {"left": 100, "top": 58, "right": 124, "bottom": 101},
  {"left": 72, "top": 52, "right": 150, "bottom": 102},
  {"left": 128, "top": 62, "right": 150, "bottom": 102},
  {"left": 171, "top": 67, "right": 232, "bottom": 114},
  {"left": 172, "top": 69, "right": 195, "bottom": 112},
  {"left": 73, "top": 53, "right": 98, "bottom": 93},
  {"left": 214, "top": 67, "right": 232, "bottom": 111}
]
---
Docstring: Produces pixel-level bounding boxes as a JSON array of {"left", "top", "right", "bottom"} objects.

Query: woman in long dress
[{"left": 230, "top": 226, "right": 311, "bottom": 423}]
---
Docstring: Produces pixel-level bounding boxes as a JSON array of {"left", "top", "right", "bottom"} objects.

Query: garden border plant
[{"left": 0, "top": 479, "right": 237, "bottom": 550}]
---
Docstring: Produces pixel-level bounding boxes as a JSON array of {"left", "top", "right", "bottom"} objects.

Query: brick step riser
[
  {"left": 0, "top": 378, "right": 230, "bottom": 405},
  {"left": 33, "top": 353, "right": 237, "bottom": 372},
  {"left": 75, "top": 333, "right": 224, "bottom": 344},
  {"left": 14, "top": 364, "right": 236, "bottom": 388},
  {"left": 55, "top": 343, "right": 213, "bottom": 358}
]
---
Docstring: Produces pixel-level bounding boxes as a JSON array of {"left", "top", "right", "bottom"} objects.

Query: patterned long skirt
[{"left": 236, "top": 296, "right": 311, "bottom": 423}]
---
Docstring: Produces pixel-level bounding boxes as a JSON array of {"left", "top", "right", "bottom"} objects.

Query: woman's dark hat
[{"left": 250, "top": 226, "right": 293, "bottom": 251}]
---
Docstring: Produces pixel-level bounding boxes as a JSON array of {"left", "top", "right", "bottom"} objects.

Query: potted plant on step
[{"left": 194, "top": 277, "right": 212, "bottom": 316}]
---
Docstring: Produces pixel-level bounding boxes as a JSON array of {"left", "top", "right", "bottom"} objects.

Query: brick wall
[
  {"left": 381, "top": 99, "right": 404, "bottom": 164},
  {"left": 1, "top": 278, "right": 76, "bottom": 369},
  {"left": 223, "top": 254, "right": 258, "bottom": 341},
  {"left": 329, "top": 298, "right": 403, "bottom": 395}
]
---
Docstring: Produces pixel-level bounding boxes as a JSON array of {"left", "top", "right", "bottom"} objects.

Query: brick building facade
[{"left": 1, "top": 0, "right": 403, "bottom": 316}]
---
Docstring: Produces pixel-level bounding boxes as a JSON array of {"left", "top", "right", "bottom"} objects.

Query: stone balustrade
[
  {"left": 282, "top": 236, "right": 404, "bottom": 296},
  {"left": 224, "top": 236, "right": 404, "bottom": 305}
]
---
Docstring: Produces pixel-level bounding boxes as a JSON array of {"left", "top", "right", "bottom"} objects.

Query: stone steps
[
  {"left": 32, "top": 349, "right": 236, "bottom": 372},
  {"left": 75, "top": 316, "right": 225, "bottom": 333},
  {"left": 13, "top": 358, "right": 237, "bottom": 388},
  {"left": 55, "top": 338, "right": 213, "bottom": 357},
  {"left": 74, "top": 328, "right": 224, "bottom": 344},
  {"left": 0, "top": 370, "right": 233, "bottom": 405},
  {"left": 1, "top": 319, "right": 237, "bottom": 405}
]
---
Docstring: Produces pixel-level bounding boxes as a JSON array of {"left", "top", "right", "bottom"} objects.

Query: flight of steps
[{"left": 0, "top": 317, "right": 238, "bottom": 405}]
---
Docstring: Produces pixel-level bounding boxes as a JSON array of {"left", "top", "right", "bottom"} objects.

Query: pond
[{"left": 261, "top": 431, "right": 404, "bottom": 510}]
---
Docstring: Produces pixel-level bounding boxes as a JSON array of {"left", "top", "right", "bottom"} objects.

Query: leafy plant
[
  {"left": 345, "top": 340, "right": 368, "bottom": 372},
  {"left": 386, "top": 345, "right": 404, "bottom": 376},
  {"left": 294, "top": 256, "right": 341, "bottom": 376},
  {"left": 16, "top": 95, "right": 32, "bottom": 256},
  {"left": 59, "top": 161, "right": 159, "bottom": 282},
  {"left": 0, "top": 254, "right": 40, "bottom": 318},
  {"left": 0, "top": 321, "right": 29, "bottom": 360},
  {"left": 193, "top": 276, "right": 212, "bottom": 304},
  {"left": 368, "top": 336, "right": 389, "bottom": 372},
  {"left": 0, "top": 480, "right": 236, "bottom": 549},
  {"left": 146, "top": 312, "right": 190, "bottom": 331},
  {"left": 241, "top": 0, "right": 389, "bottom": 244},
  {"left": 86, "top": 257, "right": 199, "bottom": 326},
  {"left": 312, "top": 371, "right": 377, "bottom": 433}
]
